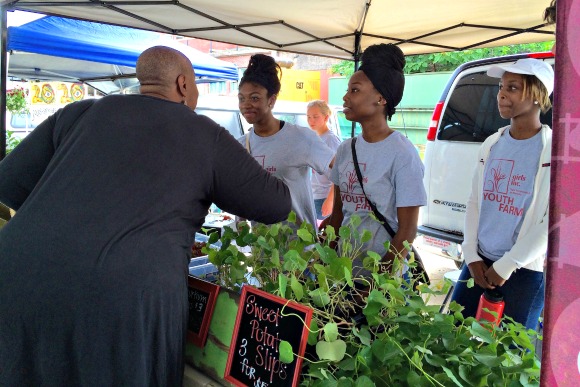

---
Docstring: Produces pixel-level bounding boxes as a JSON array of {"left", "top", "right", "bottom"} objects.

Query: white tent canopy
[{"left": 9, "top": 0, "right": 554, "bottom": 60}]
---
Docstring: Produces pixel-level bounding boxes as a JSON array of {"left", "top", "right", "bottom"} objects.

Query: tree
[{"left": 330, "top": 41, "right": 555, "bottom": 76}]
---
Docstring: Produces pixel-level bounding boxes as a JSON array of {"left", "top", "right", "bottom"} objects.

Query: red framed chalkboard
[
  {"left": 224, "top": 285, "right": 313, "bottom": 387},
  {"left": 186, "top": 275, "right": 220, "bottom": 348}
]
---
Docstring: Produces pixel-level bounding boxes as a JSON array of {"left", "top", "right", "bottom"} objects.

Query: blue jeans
[
  {"left": 314, "top": 198, "right": 326, "bottom": 220},
  {"left": 450, "top": 256, "right": 544, "bottom": 331}
]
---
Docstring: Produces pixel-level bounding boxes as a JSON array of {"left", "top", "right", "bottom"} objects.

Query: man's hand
[
  {"left": 467, "top": 261, "right": 495, "bottom": 289},
  {"left": 484, "top": 266, "right": 506, "bottom": 287}
]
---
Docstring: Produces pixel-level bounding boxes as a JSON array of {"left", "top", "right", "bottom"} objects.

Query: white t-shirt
[
  {"left": 238, "top": 122, "right": 335, "bottom": 230},
  {"left": 330, "top": 132, "right": 426, "bottom": 273}
]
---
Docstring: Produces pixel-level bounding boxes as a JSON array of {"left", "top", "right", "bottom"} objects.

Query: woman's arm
[
  {"left": 383, "top": 206, "right": 419, "bottom": 263},
  {"left": 319, "top": 185, "right": 343, "bottom": 247}
]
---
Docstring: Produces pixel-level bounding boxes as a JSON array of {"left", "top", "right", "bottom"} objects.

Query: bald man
[{"left": 0, "top": 46, "right": 291, "bottom": 386}]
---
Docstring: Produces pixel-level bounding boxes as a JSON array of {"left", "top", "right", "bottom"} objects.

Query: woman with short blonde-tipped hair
[{"left": 451, "top": 58, "right": 554, "bottom": 330}]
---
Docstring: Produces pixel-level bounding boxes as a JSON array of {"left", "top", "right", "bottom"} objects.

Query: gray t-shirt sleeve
[
  {"left": 305, "top": 128, "right": 335, "bottom": 176},
  {"left": 393, "top": 144, "right": 427, "bottom": 208}
]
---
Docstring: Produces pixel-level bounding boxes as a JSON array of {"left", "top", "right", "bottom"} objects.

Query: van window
[
  {"left": 438, "top": 71, "right": 553, "bottom": 143},
  {"left": 438, "top": 71, "right": 509, "bottom": 143},
  {"left": 196, "top": 108, "right": 243, "bottom": 138}
]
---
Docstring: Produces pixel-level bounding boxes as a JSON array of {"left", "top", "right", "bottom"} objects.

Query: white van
[{"left": 419, "top": 52, "right": 554, "bottom": 265}]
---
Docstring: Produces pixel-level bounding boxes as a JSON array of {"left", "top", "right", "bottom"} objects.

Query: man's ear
[{"left": 177, "top": 74, "right": 187, "bottom": 98}]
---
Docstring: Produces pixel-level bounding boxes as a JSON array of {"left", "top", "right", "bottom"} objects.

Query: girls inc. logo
[{"left": 483, "top": 159, "right": 523, "bottom": 216}]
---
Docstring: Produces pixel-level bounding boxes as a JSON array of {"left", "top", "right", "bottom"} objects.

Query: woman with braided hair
[{"left": 322, "top": 44, "right": 426, "bottom": 279}]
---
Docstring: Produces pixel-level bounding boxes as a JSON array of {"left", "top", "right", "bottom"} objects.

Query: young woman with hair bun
[{"left": 237, "top": 54, "right": 335, "bottom": 231}]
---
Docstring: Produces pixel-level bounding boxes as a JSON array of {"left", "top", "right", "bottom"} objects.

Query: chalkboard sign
[
  {"left": 187, "top": 275, "right": 220, "bottom": 347},
  {"left": 224, "top": 285, "right": 313, "bottom": 387}
]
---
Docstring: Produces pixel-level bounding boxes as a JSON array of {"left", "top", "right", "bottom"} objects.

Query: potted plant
[
  {"left": 199, "top": 214, "right": 540, "bottom": 386},
  {"left": 6, "top": 87, "right": 29, "bottom": 115}
]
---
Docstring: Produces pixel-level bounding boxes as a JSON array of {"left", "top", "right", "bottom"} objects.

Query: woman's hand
[
  {"left": 484, "top": 266, "right": 506, "bottom": 287},
  {"left": 467, "top": 261, "right": 495, "bottom": 289}
]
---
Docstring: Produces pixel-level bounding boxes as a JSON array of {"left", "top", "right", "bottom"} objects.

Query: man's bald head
[{"left": 137, "top": 46, "right": 197, "bottom": 106}]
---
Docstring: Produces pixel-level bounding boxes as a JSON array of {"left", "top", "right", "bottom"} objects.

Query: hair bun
[
  {"left": 241, "top": 54, "right": 282, "bottom": 96},
  {"left": 361, "top": 44, "right": 405, "bottom": 72}
]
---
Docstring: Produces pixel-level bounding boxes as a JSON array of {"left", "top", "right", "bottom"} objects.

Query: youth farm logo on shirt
[
  {"left": 339, "top": 161, "right": 371, "bottom": 211},
  {"left": 483, "top": 158, "right": 527, "bottom": 217}
]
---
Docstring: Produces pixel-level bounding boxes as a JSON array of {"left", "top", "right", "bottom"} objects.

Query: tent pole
[
  {"left": 0, "top": 6, "right": 6, "bottom": 161},
  {"left": 351, "top": 30, "right": 362, "bottom": 138}
]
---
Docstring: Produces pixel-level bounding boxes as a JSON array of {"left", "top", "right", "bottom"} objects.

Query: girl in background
[{"left": 307, "top": 100, "right": 341, "bottom": 222}]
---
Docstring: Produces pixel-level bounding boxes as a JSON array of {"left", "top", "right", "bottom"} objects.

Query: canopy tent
[
  {"left": 7, "top": 15, "right": 239, "bottom": 93},
  {"left": 1, "top": 3, "right": 579, "bottom": 387},
  {"left": 6, "top": 0, "right": 554, "bottom": 60}
]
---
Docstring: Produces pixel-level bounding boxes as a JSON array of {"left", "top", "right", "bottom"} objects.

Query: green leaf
[
  {"left": 424, "top": 353, "right": 447, "bottom": 367},
  {"left": 297, "top": 228, "right": 314, "bottom": 242},
  {"left": 353, "top": 326, "right": 371, "bottom": 346},
  {"left": 287, "top": 211, "right": 297, "bottom": 223},
  {"left": 338, "top": 356, "right": 356, "bottom": 371},
  {"left": 270, "top": 249, "right": 280, "bottom": 266},
  {"left": 344, "top": 267, "right": 354, "bottom": 287},
  {"left": 442, "top": 366, "right": 464, "bottom": 387},
  {"left": 316, "top": 339, "right": 347, "bottom": 362},
  {"left": 370, "top": 338, "right": 401, "bottom": 363},
  {"left": 279, "top": 340, "right": 294, "bottom": 363},
  {"left": 338, "top": 225, "right": 351, "bottom": 240},
  {"left": 323, "top": 322, "right": 339, "bottom": 342},
  {"left": 324, "top": 225, "right": 336, "bottom": 244},
  {"left": 329, "top": 257, "right": 352, "bottom": 280},
  {"left": 309, "top": 288, "right": 331, "bottom": 307},
  {"left": 406, "top": 371, "right": 422, "bottom": 386},
  {"left": 308, "top": 319, "right": 319, "bottom": 345},
  {"left": 290, "top": 275, "right": 304, "bottom": 301},
  {"left": 283, "top": 250, "right": 308, "bottom": 272},
  {"left": 469, "top": 321, "right": 495, "bottom": 344},
  {"left": 318, "top": 272, "right": 329, "bottom": 292},
  {"left": 315, "top": 244, "right": 328, "bottom": 262},
  {"left": 354, "top": 375, "right": 375, "bottom": 387},
  {"left": 269, "top": 223, "right": 280, "bottom": 236},
  {"left": 467, "top": 278, "right": 475, "bottom": 288},
  {"left": 278, "top": 274, "right": 287, "bottom": 297},
  {"left": 360, "top": 229, "right": 372, "bottom": 243}
]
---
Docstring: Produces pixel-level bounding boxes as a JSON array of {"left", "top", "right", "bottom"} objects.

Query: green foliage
[
  {"left": 6, "top": 87, "right": 29, "bottom": 115},
  {"left": 329, "top": 41, "right": 555, "bottom": 76},
  {"left": 6, "top": 131, "right": 23, "bottom": 155},
  {"left": 209, "top": 214, "right": 541, "bottom": 386}
]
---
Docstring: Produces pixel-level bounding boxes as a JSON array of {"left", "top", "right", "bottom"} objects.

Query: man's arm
[{"left": 210, "top": 129, "right": 291, "bottom": 224}]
